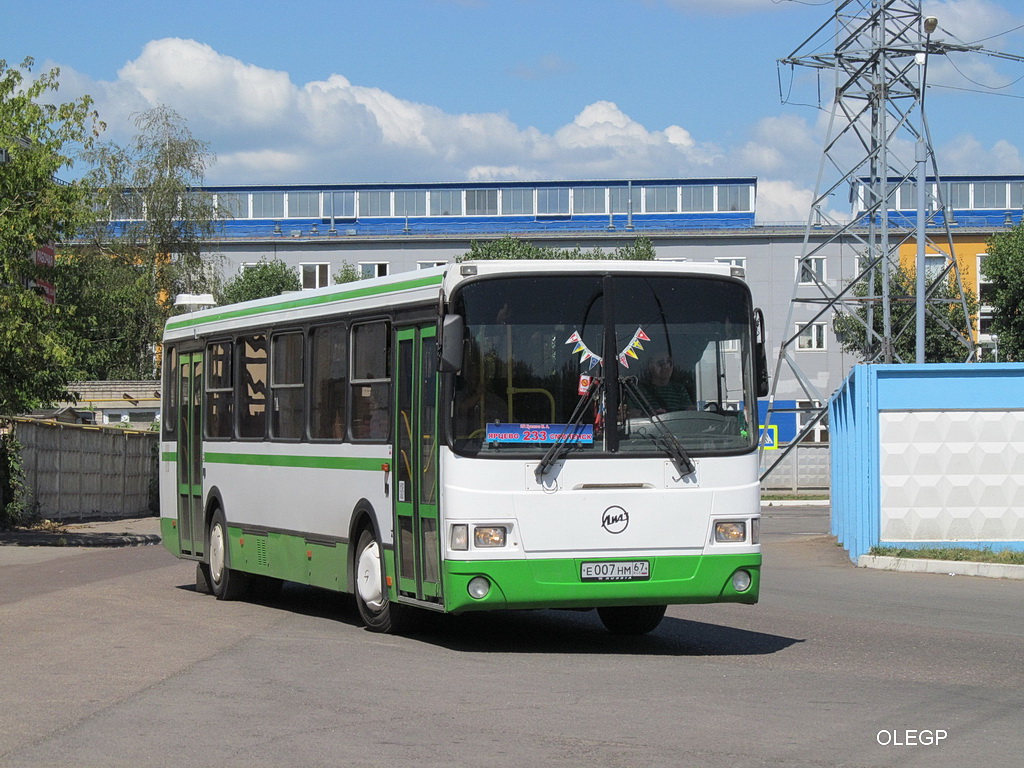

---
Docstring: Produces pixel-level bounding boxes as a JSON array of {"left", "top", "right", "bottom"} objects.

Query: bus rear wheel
[
  {"left": 208, "top": 508, "right": 249, "bottom": 601},
  {"left": 354, "top": 528, "right": 403, "bottom": 633},
  {"left": 597, "top": 604, "right": 667, "bottom": 635}
]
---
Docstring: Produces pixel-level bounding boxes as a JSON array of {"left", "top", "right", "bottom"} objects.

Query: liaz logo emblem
[{"left": 601, "top": 505, "right": 629, "bottom": 534}]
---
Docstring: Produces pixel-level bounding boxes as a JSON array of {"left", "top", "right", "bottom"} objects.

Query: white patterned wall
[{"left": 879, "top": 410, "right": 1024, "bottom": 542}]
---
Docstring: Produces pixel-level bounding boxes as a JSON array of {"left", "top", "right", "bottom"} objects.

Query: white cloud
[{"left": 51, "top": 36, "right": 1022, "bottom": 221}]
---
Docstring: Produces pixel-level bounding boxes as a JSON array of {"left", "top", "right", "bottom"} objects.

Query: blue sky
[{"left": 4, "top": 0, "right": 1023, "bottom": 221}]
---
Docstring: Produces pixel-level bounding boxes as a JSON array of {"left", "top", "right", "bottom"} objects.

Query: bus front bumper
[{"left": 441, "top": 552, "right": 760, "bottom": 614}]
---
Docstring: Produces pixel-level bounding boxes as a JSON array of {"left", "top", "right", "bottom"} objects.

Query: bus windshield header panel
[{"left": 449, "top": 273, "right": 758, "bottom": 459}]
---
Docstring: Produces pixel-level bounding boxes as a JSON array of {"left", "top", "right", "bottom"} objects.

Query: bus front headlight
[
  {"left": 714, "top": 521, "right": 747, "bottom": 543},
  {"left": 451, "top": 524, "right": 469, "bottom": 551},
  {"left": 474, "top": 526, "right": 507, "bottom": 548}
]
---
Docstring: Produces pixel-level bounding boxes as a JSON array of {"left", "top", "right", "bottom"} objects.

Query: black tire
[
  {"left": 208, "top": 508, "right": 249, "bottom": 601},
  {"left": 597, "top": 604, "right": 667, "bottom": 635},
  {"left": 353, "top": 528, "right": 404, "bottom": 633}
]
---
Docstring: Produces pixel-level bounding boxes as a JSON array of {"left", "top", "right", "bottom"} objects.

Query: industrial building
[{"left": 178, "top": 174, "right": 1023, "bottom": 489}]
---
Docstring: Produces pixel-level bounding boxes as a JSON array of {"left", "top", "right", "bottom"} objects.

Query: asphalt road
[{"left": 1, "top": 506, "right": 1021, "bottom": 768}]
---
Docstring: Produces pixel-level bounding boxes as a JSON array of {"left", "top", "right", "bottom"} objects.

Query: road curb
[{"left": 858, "top": 554, "right": 1024, "bottom": 580}]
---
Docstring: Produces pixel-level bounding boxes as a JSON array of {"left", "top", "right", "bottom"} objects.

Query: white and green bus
[{"left": 160, "top": 259, "right": 768, "bottom": 634}]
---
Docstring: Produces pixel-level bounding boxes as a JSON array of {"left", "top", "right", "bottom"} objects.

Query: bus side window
[
  {"left": 239, "top": 334, "right": 268, "bottom": 439},
  {"left": 310, "top": 323, "right": 347, "bottom": 440},
  {"left": 163, "top": 345, "right": 177, "bottom": 441},
  {"left": 350, "top": 321, "right": 390, "bottom": 441},
  {"left": 205, "top": 340, "right": 234, "bottom": 439},
  {"left": 270, "top": 331, "right": 305, "bottom": 441}
]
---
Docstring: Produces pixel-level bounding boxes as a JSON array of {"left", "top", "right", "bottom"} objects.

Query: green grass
[{"left": 869, "top": 546, "right": 1024, "bottom": 565}]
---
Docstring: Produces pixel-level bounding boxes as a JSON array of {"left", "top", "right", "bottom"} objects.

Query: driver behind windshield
[{"left": 632, "top": 356, "right": 695, "bottom": 414}]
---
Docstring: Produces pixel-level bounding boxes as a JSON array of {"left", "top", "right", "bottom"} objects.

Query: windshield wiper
[
  {"left": 621, "top": 376, "right": 696, "bottom": 477},
  {"left": 534, "top": 377, "right": 602, "bottom": 480}
]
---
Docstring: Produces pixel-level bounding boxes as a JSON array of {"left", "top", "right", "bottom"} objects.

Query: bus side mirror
[
  {"left": 438, "top": 314, "right": 465, "bottom": 373},
  {"left": 755, "top": 308, "right": 769, "bottom": 397}
]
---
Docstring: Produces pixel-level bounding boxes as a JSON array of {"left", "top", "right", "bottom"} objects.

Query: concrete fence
[
  {"left": 760, "top": 443, "right": 830, "bottom": 494},
  {"left": 10, "top": 418, "right": 159, "bottom": 521},
  {"left": 830, "top": 363, "right": 1024, "bottom": 562}
]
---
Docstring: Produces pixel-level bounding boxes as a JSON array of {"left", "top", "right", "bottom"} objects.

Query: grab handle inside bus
[{"left": 438, "top": 314, "right": 465, "bottom": 373}]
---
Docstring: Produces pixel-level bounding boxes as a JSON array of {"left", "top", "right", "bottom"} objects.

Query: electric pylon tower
[{"left": 761, "top": 0, "right": 1022, "bottom": 479}]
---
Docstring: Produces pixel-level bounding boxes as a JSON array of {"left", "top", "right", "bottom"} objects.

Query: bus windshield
[{"left": 449, "top": 273, "right": 758, "bottom": 459}]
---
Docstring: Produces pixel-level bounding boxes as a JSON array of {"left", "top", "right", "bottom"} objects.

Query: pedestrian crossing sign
[{"left": 759, "top": 424, "right": 778, "bottom": 450}]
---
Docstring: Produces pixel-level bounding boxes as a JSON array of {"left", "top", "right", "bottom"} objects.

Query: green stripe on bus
[
  {"left": 162, "top": 451, "right": 176, "bottom": 462},
  {"left": 204, "top": 452, "right": 384, "bottom": 471},
  {"left": 165, "top": 274, "right": 444, "bottom": 331}
]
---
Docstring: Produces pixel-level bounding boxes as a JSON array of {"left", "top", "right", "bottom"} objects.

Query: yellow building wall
[{"left": 897, "top": 234, "right": 991, "bottom": 299}]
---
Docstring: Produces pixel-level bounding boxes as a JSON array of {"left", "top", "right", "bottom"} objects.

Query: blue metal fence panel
[{"left": 830, "top": 363, "right": 1024, "bottom": 562}]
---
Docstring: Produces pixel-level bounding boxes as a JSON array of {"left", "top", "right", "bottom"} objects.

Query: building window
[
  {"left": 501, "top": 188, "right": 533, "bottom": 215},
  {"left": 537, "top": 187, "right": 569, "bottom": 215},
  {"left": 418, "top": 260, "right": 447, "bottom": 269},
  {"left": 717, "top": 185, "right": 751, "bottom": 212},
  {"left": 216, "top": 193, "right": 247, "bottom": 219},
  {"left": 360, "top": 190, "right": 391, "bottom": 217},
  {"left": 644, "top": 185, "right": 677, "bottom": 213},
  {"left": 360, "top": 262, "right": 389, "bottom": 279},
  {"left": 394, "top": 190, "right": 427, "bottom": 217},
  {"left": 251, "top": 192, "right": 284, "bottom": 219},
  {"left": 288, "top": 191, "right": 319, "bottom": 218},
  {"left": 978, "top": 252, "right": 996, "bottom": 342},
  {"left": 798, "top": 256, "right": 826, "bottom": 284},
  {"left": 924, "top": 255, "right": 945, "bottom": 281},
  {"left": 682, "top": 185, "right": 715, "bottom": 212},
  {"left": 797, "top": 400, "right": 829, "bottom": 444},
  {"left": 974, "top": 182, "right": 1007, "bottom": 209},
  {"left": 896, "top": 182, "right": 917, "bottom": 210},
  {"left": 465, "top": 189, "right": 498, "bottom": 216},
  {"left": 941, "top": 182, "right": 971, "bottom": 209},
  {"left": 301, "top": 263, "right": 330, "bottom": 290},
  {"left": 715, "top": 256, "right": 747, "bottom": 270},
  {"left": 796, "top": 323, "right": 827, "bottom": 351},
  {"left": 430, "top": 189, "right": 463, "bottom": 216},
  {"left": 328, "top": 191, "right": 355, "bottom": 219},
  {"left": 609, "top": 186, "right": 642, "bottom": 214},
  {"left": 573, "top": 187, "right": 606, "bottom": 214},
  {"left": 1011, "top": 183, "right": 1024, "bottom": 208},
  {"left": 111, "top": 191, "right": 144, "bottom": 220}
]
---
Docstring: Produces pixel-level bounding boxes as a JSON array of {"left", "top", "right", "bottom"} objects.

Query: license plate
[{"left": 580, "top": 560, "right": 650, "bottom": 582}]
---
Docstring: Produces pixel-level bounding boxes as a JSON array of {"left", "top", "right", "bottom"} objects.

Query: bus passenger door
[
  {"left": 176, "top": 351, "right": 204, "bottom": 556},
  {"left": 394, "top": 325, "right": 441, "bottom": 604}
]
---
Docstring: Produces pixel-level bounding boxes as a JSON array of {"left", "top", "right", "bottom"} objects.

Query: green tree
[
  {"left": 64, "top": 105, "right": 220, "bottom": 379},
  {"left": 981, "top": 222, "right": 1024, "bottom": 361},
  {"left": 833, "top": 263, "right": 976, "bottom": 363},
  {"left": 458, "top": 235, "right": 656, "bottom": 261},
  {"left": 0, "top": 57, "right": 104, "bottom": 413},
  {"left": 53, "top": 251, "right": 160, "bottom": 379},
  {"left": 333, "top": 261, "right": 362, "bottom": 284},
  {"left": 218, "top": 258, "right": 301, "bottom": 305}
]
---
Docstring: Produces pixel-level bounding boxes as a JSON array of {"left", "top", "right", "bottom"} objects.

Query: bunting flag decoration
[
  {"left": 566, "top": 327, "right": 649, "bottom": 370},
  {"left": 565, "top": 331, "right": 602, "bottom": 367},
  {"left": 616, "top": 327, "right": 649, "bottom": 369}
]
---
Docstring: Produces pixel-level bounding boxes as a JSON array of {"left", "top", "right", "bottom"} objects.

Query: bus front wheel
[
  {"left": 354, "top": 528, "right": 403, "bottom": 633},
  {"left": 597, "top": 604, "right": 667, "bottom": 635},
  {"left": 208, "top": 508, "right": 249, "bottom": 601}
]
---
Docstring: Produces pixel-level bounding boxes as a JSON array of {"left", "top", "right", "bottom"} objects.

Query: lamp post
[{"left": 915, "top": 15, "right": 938, "bottom": 364}]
